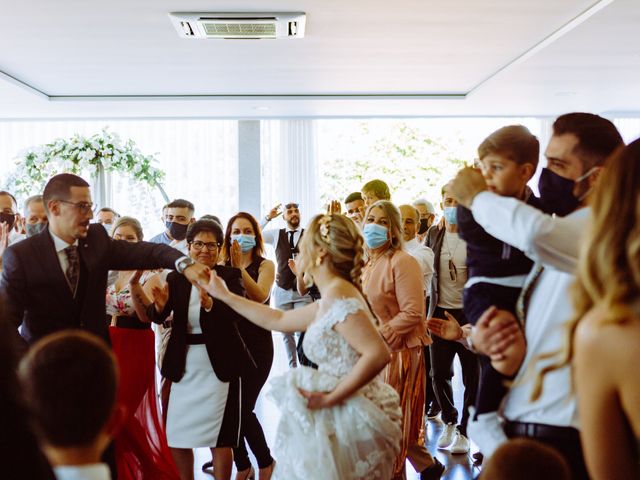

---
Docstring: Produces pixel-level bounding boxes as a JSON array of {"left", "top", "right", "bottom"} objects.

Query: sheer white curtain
[
  {"left": 613, "top": 118, "right": 640, "bottom": 144},
  {"left": 260, "top": 120, "right": 320, "bottom": 227},
  {"left": 0, "top": 119, "right": 238, "bottom": 235}
]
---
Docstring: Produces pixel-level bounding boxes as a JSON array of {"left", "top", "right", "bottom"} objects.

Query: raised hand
[
  {"left": 448, "top": 166, "right": 488, "bottom": 208},
  {"left": 230, "top": 240, "right": 242, "bottom": 268},
  {"left": 327, "top": 200, "right": 342, "bottom": 215},
  {"left": 197, "top": 284, "right": 214, "bottom": 311},
  {"left": 267, "top": 204, "right": 282, "bottom": 221},
  {"left": 151, "top": 283, "right": 169, "bottom": 312},
  {"left": 128, "top": 270, "right": 144, "bottom": 285},
  {"left": 427, "top": 311, "right": 464, "bottom": 341},
  {"left": 200, "top": 270, "right": 231, "bottom": 300},
  {"left": 183, "top": 262, "right": 211, "bottom": 286}
]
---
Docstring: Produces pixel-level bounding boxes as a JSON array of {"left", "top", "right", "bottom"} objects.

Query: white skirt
[{"left": 166, "top": 344, "right": 239, "bottom": 448}]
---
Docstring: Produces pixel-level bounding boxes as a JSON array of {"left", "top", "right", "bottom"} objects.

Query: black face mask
[
  {"left": 25, "top": 222, "right": 47, "bottom": 237},
  {"left": 537, "top": 168, "right": 580, "bottom": 217},
  {"left": 0, "top": 213, "right": 16, "bottom": 230},
  {"left": 418, "top": 218, "right": 430, "bottom": 235},
  {"left": 165, "top": 221, "right": 188, "bottom": 241}
]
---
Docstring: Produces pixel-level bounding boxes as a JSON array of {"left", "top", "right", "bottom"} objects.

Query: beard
[{"left": 287, "top": 216, "right": 300, "bottom": 228}]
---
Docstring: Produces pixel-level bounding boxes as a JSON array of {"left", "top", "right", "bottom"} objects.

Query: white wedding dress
[{"left": 268, "top": 298, "right": 403, "bottom": 480}]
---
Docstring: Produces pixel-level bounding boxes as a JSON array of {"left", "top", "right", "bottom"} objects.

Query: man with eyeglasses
[
  {"left": 0, "top": 173, "right": 210, "bottom": 349},
  {"left": 260, "top": 202, "right": 312, "bottom": 368},
  {"left": 424, "top": 184, "right": 479, "bottom": 455}
]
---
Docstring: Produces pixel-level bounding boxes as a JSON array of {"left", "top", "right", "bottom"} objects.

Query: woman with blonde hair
[
  {"left": 361, "top": 200, "right": 444, "bottom": 479},
  {"left": 535, "top": 139, "right": 640, "bottom": 479},
  {"left": 201, "top": 213, "right": 402, "bottom": 479}
]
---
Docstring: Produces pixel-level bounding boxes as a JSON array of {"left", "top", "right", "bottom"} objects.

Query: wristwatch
[{"left": 175, "top": 256, "right": 196, "bottom": 274}]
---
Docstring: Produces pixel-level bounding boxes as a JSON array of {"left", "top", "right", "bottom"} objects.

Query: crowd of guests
[{"left": 0, "top": 111, "right": 639, "bottom": 480}]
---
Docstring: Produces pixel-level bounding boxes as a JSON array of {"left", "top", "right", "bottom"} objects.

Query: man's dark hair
[
  {"left": 98, "top": 207, "right": 119, "bottom": 217},
  {"left": 0, "top": 191, "right": 18, "bottom": 210},
  {"left": 552, "top": 113, "right": 624, "bottom": 171},
  {"left": 23, "top": 195, "right": 43, "bottom": 216},
  {"left": 361, "top": 179, "right": 391, "bottom": 200},
  {"left": 166, "top": 199, "right": 195, "bottom": 215},
  {"left": 344, "top": 192, "right": 363, "bottom": 204},
  {"left": 18, "top": 331, "right": 118, "bottom": 447},
  {"left": 482, "top": 438, "right": 571, "bottom": 480},
  {"left": 186, "top": 219, "right": 223, "bottom": 245},
  {"left": 42, "top": 174, "right": 90, "bottom": 214},
  {"left": 199, "top": 214, "right": 221, "bottom": 226}
]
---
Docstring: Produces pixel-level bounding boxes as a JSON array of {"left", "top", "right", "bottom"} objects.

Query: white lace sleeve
[{"left": 322, "top": 298, "right": 365, "bottom": 329}]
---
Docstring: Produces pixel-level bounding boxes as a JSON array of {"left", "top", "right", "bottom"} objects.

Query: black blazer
[
  {"left": 153, "top": 266, "right": 251, "bottom": 383},
  {"left": 0, "top": 224, "right": 184, "bottom": 346}
]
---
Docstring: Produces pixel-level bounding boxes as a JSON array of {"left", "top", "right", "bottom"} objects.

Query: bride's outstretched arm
[
  {"left": 201, "top": 270, "right": 318, "bottom": 333},
  {"left": 301, "top": 309, "right": 391, "bottom": 409}
]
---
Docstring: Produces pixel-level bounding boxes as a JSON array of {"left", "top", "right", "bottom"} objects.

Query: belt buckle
[{"left": 526, "top": 423, "right": 537, "bottom": 438}]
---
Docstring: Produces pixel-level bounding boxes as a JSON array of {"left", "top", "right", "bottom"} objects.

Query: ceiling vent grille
[{"left": 169, "top": 13, "right": 306, "bottom": 40}]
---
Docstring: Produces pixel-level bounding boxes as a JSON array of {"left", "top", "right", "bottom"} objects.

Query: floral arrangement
[{"left": 5, "top": 128, "right": 165, "bottom": 196}]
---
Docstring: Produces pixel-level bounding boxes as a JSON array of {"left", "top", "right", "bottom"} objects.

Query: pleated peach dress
[{"left": 362, "top": 247, "right": 435, "bottom": 479}]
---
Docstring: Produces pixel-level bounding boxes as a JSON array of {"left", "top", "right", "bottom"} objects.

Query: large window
[{"left": 0, "top": 119, "right": 238, "bottom": 236}]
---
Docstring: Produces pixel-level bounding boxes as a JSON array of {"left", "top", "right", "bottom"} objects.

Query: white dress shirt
[
  {"left": 54, "top": 463, "right": 111, "bottom": 480},
  {"left": 261, "top": 224, "right": 302, "bottom": 250},
  {"left": 404, "top": 238, "right": 435, "bottom": 296},
  {"left": 49, "top": 228, "right": 79, "bottom": 277},
  {"left": 470, "top": 191, "right": 590, "bottom": 428}
]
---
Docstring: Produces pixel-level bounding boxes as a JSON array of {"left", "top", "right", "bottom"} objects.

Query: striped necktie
[
  {"left": 64, "top": 245, "right": 80, "bottom": 294},
  {"left": 516, "top": 264, "right": 544, "bottom": 325}
]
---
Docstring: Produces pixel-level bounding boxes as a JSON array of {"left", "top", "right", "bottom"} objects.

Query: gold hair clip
[{"left": 318, "top": 214, "right": 332, "bottom": 244}]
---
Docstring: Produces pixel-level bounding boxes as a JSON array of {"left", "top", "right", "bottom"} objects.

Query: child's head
[
  {"left": 482, "top": 438, "right": 571, "bottom": 480},
  {"left": 478, "top": 125, "right": 539, "bottom": 198},
  {"left": 361, "top": 179, "right": 391, "bottom": 207}
]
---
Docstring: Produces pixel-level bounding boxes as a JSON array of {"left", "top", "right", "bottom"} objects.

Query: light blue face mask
[
  {"left": 231, "top": 234, "right": 256, "bottom": 253},
  {"left": 443, "top": 206, "right": 457, "bottom": 225},
  {"left": 363, "top": 223, "right": 389, "bottom": 249}
]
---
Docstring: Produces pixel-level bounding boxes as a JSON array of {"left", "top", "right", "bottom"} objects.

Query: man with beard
[
  {"left": 0, "top": 174, "right": 210, "bottom": 348},
  {"left": 261, "top": 202, "right": 312, "bottom": 368},
  {"left": 149, "top": 199, "right": 195, "bottom": 254}
]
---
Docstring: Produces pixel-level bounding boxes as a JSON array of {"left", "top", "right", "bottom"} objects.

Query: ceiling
[{"left": 0, "top": 0, "right": 638, "bottom": 118}]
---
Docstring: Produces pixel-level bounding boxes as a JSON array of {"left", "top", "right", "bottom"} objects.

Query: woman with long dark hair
[{"left": 220, "top": 212, "right": 276, "bottom": 480}]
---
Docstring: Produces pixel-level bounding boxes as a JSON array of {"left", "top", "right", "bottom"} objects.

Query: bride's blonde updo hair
[{"left": 298, "top": 213, "right": 366, "bottom": 293}]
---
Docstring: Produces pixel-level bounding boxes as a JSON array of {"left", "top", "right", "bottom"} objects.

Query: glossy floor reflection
[{"left": 193, "top": 333, "right": 480, "bottom": 480}]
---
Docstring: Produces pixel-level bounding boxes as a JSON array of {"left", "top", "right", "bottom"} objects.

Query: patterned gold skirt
[{"left": 384, "top": 346, "right": 427, "bottom": 477}]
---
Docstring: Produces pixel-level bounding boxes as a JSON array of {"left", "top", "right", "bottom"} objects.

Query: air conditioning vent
[{"left": 169, "top": 12, "right": 306, "bottom": 40}]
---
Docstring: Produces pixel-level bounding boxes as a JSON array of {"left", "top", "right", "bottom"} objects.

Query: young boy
[{"left": 457, "top": 125, "right": 548, "bottom": 453}]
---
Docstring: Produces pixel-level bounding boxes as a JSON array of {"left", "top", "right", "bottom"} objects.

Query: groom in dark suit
[{"left": 0, "top": 173, "right": 210, "bottom": 348}]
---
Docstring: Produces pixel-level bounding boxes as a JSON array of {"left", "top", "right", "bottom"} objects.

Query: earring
[{"left": 315, "top": 256, "right": 322, "bottom": 267}]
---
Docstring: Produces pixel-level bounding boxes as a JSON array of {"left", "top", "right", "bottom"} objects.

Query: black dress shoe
[
  {"left": 420, "top": 458, "right": 445, "bottom": 480},
  {"left": 202, "top": 461, "right": 213, "bottom": 472}
]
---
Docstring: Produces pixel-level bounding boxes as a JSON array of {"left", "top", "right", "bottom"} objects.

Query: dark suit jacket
[
  {"left": 0, "top": 224, "right": 184, "bottom": 345},
  {"left": 153, "top": 266, "right": 251, "bottom": 383}
]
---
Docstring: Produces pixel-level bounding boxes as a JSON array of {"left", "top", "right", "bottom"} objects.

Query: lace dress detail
[{"left": 268, "top": 298, "right": 402, "bottom": 480}]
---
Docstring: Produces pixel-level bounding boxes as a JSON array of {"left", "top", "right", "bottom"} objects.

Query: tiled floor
[{"left": 193, "top": 333, "right": 480, "bottom": 480}]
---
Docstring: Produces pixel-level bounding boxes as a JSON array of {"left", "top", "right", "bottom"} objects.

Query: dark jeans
[
  {"left": 463, "top": 282, "right": 521, "bottom": 416},
  {"left": 504, "top": 421, "right": 590, "bottom": 480},
  {"left": 424, "top": 344, "right": 438, "bottom": 411},
  {"left": 430, "top": 307, "right": 479, "bottom": 436},
  {"left": 233, "top": 342, "right": 274, "bottom": 470}
]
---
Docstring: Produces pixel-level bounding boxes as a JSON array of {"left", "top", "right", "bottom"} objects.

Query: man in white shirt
[
  {"left": 449, "top": 112, "right": 624, "bottom": 479},
  {"left": 261, "top": 202, "right": 312, "bottom": 367},
  {"left": 18, "top": 331, "right": 125, "bottom": 480}
]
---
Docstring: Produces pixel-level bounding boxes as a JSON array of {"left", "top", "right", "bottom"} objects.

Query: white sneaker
[
  {"left": 437, "top": 422, "right": 457, "bottom": 449},
  {"left": 449, "top": 432, "right": 470, "bottom": 454},
  {"left": 466, "top": 408, "right": 508, "bottom": 459}
]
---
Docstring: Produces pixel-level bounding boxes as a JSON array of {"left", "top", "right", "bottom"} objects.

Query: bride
[{"left": 201, "top": 213, "right": 402, "bottom": 480}]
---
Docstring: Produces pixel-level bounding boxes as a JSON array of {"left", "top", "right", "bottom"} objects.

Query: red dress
[{"left": 106, "top": 276, "right": 180, "bottom": 480}]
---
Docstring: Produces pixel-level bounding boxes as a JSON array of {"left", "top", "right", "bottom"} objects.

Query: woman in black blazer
[{"left": 133, "top": 219, "right": 251, "bottom": 480}]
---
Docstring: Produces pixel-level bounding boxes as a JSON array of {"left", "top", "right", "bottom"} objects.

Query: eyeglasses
[
  {"left": 448, "top": 259, "right": 458, "bottom": 282},
  {"left": 285, "top": 203, "right": 299, "bottom": 209},
  {"left": 59, "top": 200, "right": 94, "bottom": 214},
  {"left": 190, "top": 241, "right": 219, "bottom": 251}
]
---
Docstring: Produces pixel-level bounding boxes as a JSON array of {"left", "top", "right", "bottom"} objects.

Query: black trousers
[
  {"left": 504, "top": 422, "right": 590, "bottom": 480},
  {"left": 233, "top": 342, "right": 274, "bottom": 470},
  {"left": 424, "top": 344, "right": 438, "bottom": 410},
  {"left": 430, "top": 307, "right": 479, "bottom": 436}
]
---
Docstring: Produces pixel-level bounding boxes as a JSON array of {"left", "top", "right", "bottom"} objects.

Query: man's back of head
[{"left": 18, "top": 331, "right": 119, "bottom": 466}]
